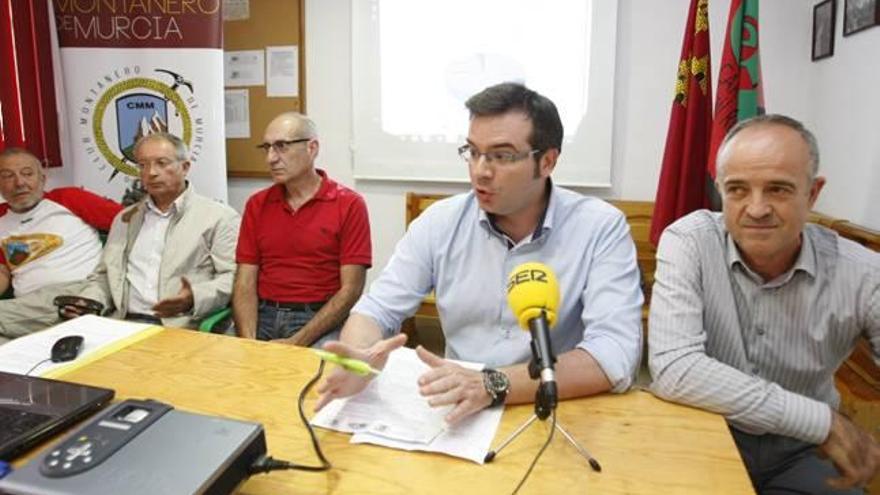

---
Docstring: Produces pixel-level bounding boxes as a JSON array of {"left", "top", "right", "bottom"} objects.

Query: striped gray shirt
[{"left": 648, "top": 210, "right": 880, "bottom": 444}]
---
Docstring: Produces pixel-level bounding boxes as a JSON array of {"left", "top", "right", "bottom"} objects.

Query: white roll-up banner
[{"left": 54, "top": 1, "right": 227, "bottom": 203}]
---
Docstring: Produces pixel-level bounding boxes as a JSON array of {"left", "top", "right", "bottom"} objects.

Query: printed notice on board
[
  {"left": 224, "top": 50, "right": 264, "bottom": 87},
  {"left": 266, "top": 45, "right": 299, "bottom": 97},
  {"left": 223, "top": 0, "right": 249, "bottom": 21},
  {"left": 225, "top": 89, "right": 250, "bottom": 139}
]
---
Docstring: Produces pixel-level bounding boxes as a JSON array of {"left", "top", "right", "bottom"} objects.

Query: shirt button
[
  {"left": 755, "top": 327, "right": 765, "bottom": 336},
  {"left": 751, "top": 366, "right": 759, "bottom": 374}
]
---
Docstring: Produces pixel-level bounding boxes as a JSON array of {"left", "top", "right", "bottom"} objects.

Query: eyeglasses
[
  {"left": 457, "top": 145, "right": 541, "bottom": 166},
  {"left": 256, "top": 138, "right": 311, "bottom": 154},
  {"left": 135, "top": 157, "right": 181, "bottom": 170}
]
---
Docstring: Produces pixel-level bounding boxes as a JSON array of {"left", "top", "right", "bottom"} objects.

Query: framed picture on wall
[
  {"left": 813, "top": 0, "right": 836, "bottom": 60},
  {"left": 844, "top": 0, "right": 880, "bottom": 35}
]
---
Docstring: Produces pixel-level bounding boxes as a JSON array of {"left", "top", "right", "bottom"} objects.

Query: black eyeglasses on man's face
[
  {"left": 457, "top": 144, "right": 540, "bottom": 166},
  {"left": 256, "top": 138, "right": 311, "bottom": 154}
]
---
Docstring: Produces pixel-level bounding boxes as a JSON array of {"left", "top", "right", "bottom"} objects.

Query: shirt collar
[
  {"left": 267, "top": 169, "right": 338, "bottom": 206},
  {"left": 726, "top": 230, "right": 817, "bottom": 285},
  {"left": 313, "top": 169, "right": 337, "bottom": 201},
  {"left": 6, "top": 198, "right": 46, "bottom": 222},
  {"left": 478, "top": 179, "right": 555, "bottom": 246},
  {"left": 536, "top": 179, "right": 556, "bottom": 236}
]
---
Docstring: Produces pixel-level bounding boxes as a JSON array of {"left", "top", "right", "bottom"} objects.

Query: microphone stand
[{"left": 484, "top": 315, "right": 601, "bottom": 472}]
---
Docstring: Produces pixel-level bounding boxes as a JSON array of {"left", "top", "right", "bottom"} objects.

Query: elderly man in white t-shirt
[{"left": 0, "top": 148, "right": 122, "bottom": 342}]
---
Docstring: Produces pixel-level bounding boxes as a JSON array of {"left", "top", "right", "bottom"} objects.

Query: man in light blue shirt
[{"left": 316, "top": 83, "right": 643, "bottom": 424}]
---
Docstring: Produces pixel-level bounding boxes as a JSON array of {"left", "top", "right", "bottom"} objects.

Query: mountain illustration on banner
[{"left": 116, "top": 94, "right": 169, "bottom": 165}]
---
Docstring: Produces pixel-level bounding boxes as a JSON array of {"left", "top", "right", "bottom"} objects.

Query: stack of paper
[
  {"left": 311, "top": 347, "right": 503, "bottom": 464},
  {"left": 0, "top": 315, "right": 156, "bottom": 376}
]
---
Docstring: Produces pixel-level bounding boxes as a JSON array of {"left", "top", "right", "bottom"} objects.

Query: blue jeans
[
  {"left": 256, "top": 301, "right": 340, "bottom": 348},
  {"left": 731, "top": 427, "right": 864, "bottom": 494}
]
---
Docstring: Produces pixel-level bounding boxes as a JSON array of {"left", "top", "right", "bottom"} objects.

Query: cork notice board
[{"left": 224, "top": 1, "right": 305, "bottom": 177}]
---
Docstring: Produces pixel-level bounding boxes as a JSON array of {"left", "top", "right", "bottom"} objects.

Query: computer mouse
[{"left": 51, "top": 335, "right": 84, "bottom": 363}]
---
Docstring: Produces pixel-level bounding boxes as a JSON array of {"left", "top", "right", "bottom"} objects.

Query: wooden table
[{"left": 37, "top": 329, "right": 753, "bottom": 494}]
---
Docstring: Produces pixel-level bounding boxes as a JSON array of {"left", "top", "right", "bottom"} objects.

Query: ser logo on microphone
[
  {"left": 507, "top": 262, "right": 559, "bottom": 330},
  {"left": 506, "top": 269, "right": 548, "bottom": 293}
]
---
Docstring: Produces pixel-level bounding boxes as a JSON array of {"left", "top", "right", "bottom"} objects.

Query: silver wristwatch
[{"left": 482, "top": 368, "right": 510, "bottom": 408}]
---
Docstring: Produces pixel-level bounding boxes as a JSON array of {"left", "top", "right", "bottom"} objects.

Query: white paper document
[
  {"left": 223, "top": 0, "right": 249, "bottom": 21},
  {"left": 224, "top": 89, "right": 250, "bottom": 139},
  {"left": 266, "top": 45, "right": 299, "bottom": 97},
  {"left": 311, "top": 348, "right": 503, "bottom": 464},
  {"left": 0, "top": 315, "right": 153, "bottom": 376},
  {"left": 224, "top": 50, "right": 264, "bottom": 87}
]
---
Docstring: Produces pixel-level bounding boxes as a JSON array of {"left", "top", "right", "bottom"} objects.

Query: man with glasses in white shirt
[
  {"left": 233, "top": 112, "right": 371, "bottom": 347},
  {"left": 315, "top": 83, "right": 643, "bottom": 425},
  {"left": 65, "top": 132, "right": 240, "bottom": 329}
]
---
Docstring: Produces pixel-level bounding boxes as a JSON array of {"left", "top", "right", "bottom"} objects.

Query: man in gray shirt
[{"left": 649, "top": 114, "right": 879, "bottom": 493}]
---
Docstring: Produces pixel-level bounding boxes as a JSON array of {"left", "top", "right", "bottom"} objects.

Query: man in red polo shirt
[{"left": 233, "top": 112, "right": 371, "bottom": 347}]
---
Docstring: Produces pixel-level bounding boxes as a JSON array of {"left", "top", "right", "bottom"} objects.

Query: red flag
[
  {"left": 650, "top": 0, "right": 713, "bottom": 246},
  {"left": 708, "top": 0, "right": 764, "bottom": 180}
]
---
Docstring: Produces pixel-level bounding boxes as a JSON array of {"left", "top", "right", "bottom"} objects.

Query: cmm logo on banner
[
  {"left": 82, "top": 67, "right": 204, "bottom": 182},
  {"left": 54, "top": 0, "right": 226, "bottom": 203}
]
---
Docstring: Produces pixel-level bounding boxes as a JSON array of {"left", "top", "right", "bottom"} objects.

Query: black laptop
[{"left": 0, "top": 371, "right": 114, "bottom": 461}]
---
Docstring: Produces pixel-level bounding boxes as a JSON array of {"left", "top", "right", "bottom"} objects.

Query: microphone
[{"left": 506, "top": 262, "right": 560, "bottom": 417}]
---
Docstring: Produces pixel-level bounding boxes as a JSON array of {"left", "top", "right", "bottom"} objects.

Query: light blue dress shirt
[{"left": 352, "top": 185, "right": 644, "bottom": 392}]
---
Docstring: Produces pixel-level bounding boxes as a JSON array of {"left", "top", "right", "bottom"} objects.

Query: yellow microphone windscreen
[{"left": 506, "top": 262, "right": 559, "bottom": 330}]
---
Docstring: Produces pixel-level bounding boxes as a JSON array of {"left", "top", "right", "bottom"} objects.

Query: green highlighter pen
[{"left": 312, "top": 350, "right": 381, "bottom": 376}]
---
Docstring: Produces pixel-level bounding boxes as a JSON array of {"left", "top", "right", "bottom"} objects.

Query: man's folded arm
[
  {"left": 347, "top": 210, "right": 437, "bottom": 338},
  {"left": 76, "top": 213, "right": 127, "bottom": 311},
  {"left": 0, "top": 263, "right": 10, "bottom": 296},
  {"left": 232, "top": 263, "right": 259, "bottom": 339},
  {"left": 577, "top": 210, "right": 644, "bottom": 393},
  {"left": 867, "top": 280, "right": 880, "bottom": 366},
  {"left": 188, "top": 211, "right": 240, "bottom": 317},
  {"left": 502, "top": 347, "right": 612, "bottom": 404},
  {"left": 648, "top": 228, "right": 831, "bottom": 445},
  {"left": 339, "top": 312, "right": 386, "bottom": 348},
  {"left": 289, "top": 264, "right": 366, "bottom": 346},
  {"left": 78, "top": 258, "right": 114, "bottom": 312}
]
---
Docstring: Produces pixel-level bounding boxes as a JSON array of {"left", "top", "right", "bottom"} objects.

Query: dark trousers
[{"left": 731, "top": 427, "right": 864, "bottom": 495}]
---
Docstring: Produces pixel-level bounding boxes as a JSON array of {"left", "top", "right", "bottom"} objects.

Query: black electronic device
[
  {"left": 0, "top": 399, "right": 267, "bottom": 495},
  {"left": 0, "top": 372, "right": 114, "bottom": 461},
  {"left": 40, "top": 399, "right": 173, "bottom": 478},
  {"left": 52, "top": 295, "right": 104, "bottom": 319},
  {"left": 50, "top": 335, "right": 84, "bottom": 363}
]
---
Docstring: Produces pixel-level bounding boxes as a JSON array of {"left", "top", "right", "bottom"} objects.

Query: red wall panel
[{"left": 0, "top": 0, "right": 61, "bottom": 167}]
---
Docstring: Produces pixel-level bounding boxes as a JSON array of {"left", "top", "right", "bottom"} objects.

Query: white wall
[
  {"left": 226, "top": 0, "right": 879, "bottom": 283},
  {"left": 803, "top": 12, "right": 880, "bottom": 228},
  {"left": 45, "top": 162, "right": 75, "bottom": 190},
  {"left": 615, "top": 0, "right": 880, "bottom": 230},
  {"left": 230, "top": 0, "right": 476, "bottom": 283}
]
